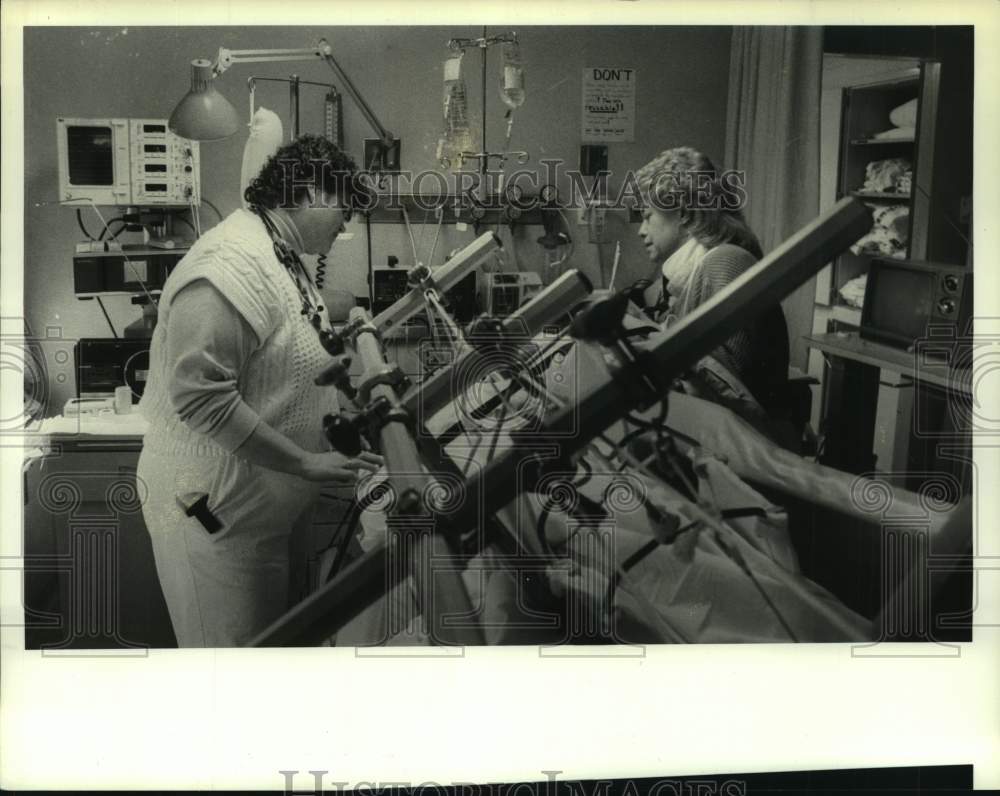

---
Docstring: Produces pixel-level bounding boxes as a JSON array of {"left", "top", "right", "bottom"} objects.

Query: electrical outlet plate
[
  {"left": 364, "top": 138, "right": 402, "bottom": 173},
  {"left": 578, "top": 199, "right": 612, "bottom": 240},
  {"left": 579, "top": 144, "right": 608, "bottom": 176},
  {"left": 588, "top": 205, "right": 608, "bottom": 244}
]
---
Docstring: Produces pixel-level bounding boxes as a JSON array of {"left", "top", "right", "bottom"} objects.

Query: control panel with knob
[
  {"left": 937, "top": 297, "right": 956, "bottom": 316},
  {"left": 130, "top": 119, "right": 201, "bottom": 206}
]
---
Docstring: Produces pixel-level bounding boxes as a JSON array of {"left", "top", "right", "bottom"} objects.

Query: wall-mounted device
[
  {"left": 860, "top": 258, "right": 973, "bottom": 351},
  {"left": 485, "top": 272, "right": 542, "bottom": 317},
  {"left": 75, "top": 338, "right": 151, "bottom": 399},
  {"left": 57, "top": 117, "right": 200, "bottom": 206},
  {"left": 72, "top": 246, "right": 188, "bottom": 297},
  {"left": 372, "top": 268, "right": 412, "bottom": 316},
  {"left": 373, "top": 268, "right": 479, "bottom": 322},
  {"left": 63, "top": 396, "right": 116, "bottom": 417}
]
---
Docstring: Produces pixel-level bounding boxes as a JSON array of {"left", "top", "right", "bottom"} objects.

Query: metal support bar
[
  {"left": 348, "top": 307, "right": 484, "bottom": 646},
  {"left": 216, "top": 47, "right": 323, "bottom": 73},
  {"left": 372, "top": 231, "right": 501, "bottom": 333},
  {"left": 250, "top": 76, "right": 337, "bottom": 90},
  {"left": 213, "top": 42, "right": 395, "bottom": 148},
  {"left": 289, "top": 74, "right": 300, "bottom": 139},
  {"left": 405, "top": 268, "right": 592, "bottom": 422},
  {"left": 318, "top": 40, "right": 394, "bottom": 148},
  {"left": 480, "top": 26, "right": 487, "bottom": 187},
  {"left": 249, "top": 197, "right": 872, "bottom": 647}
]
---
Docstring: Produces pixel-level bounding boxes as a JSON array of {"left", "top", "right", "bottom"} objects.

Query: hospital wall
[{"left": 23, "top": 25, "right": 734, "bottom": 411}]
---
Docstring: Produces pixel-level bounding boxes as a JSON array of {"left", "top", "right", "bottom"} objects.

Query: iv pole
[{"left": 446, "top": 28, "right": 528, "bottom": 203}]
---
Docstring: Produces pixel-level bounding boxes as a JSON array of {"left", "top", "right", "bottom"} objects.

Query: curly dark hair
[{"left": 243, "top": 134, "right": 370, "bottom": 211}]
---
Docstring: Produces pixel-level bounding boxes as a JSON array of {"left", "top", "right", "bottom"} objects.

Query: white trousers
[{"left": 137, "top": 448, "right": 319, "bottom": 647}]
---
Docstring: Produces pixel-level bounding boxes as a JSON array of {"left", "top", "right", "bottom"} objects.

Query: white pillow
[
  {"left": 889, "top": 97, "right": 918, "bottom": 129},
  {"left": 240, "top": 107, "right": 284, "bottom": 209}
]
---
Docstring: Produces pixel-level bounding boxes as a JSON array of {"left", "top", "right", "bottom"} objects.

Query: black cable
[
  {"left": 720, "top": 507, "right": 768, "bottom": 520},
  {"left": 172, "top": 215, "right": 198, "bottom": 236},
  {"left": 324, "top": 526, "right": 360, "bottom": 584},
  {"left": 315, "top": 502, "right": 356, "bottom": 556},
  {"left": 913, "top": 183, "right": 971, "bottom": 252},
  {"left": 605, "top": 516, "right": 698, "bottom": 602},
  {"left": 534, "top": 497, "right": 558, "bottom": 557},
  {"left": 365, "top": 213, "right": 375, "bottom": 310},
  {"left": 76, "top": 209, "right": 97, "bottom": 241},
  {"left": 100, "top": 220, "right": 128, "bottom": 241},
  {"left": 95, "top": 296, "right": 118, "bottom": 338},
  {"left": 608, "top": 538, "right": 660, "bottom": 596},
  {"left": 712, "top": 531, "right": 799, "bottom": 642},
  {"left": 200, "top": 198, "right": 224, "bottom": 224},
  {"left": 318, "top": 492, "right": 353, "bottom": 502},
  {"left": 97, "top": 216, "right": 125, "bottom": 240},
  {"left": 620, "top": 326, "right": 660, "bottom": 339},
  {"left": 614, "top": 448, "right": 796, "bottom": 643},
  {"left": 437, "top": 347, "right": 562, "bottom": 443},
  {"left": 617, "top": 424, "right": 655, "bottom": 450},
  {"left": 540, "top": 504, "right": 697, "bottom": 644},
  {"left": 651, "top": 404, "right": 700, "bottom": 502},
  {"left": 600, "top": 399, "right": 796, "bottom": 641},
  {"left": 483, "top": 402, "right": 508, "bottom": 469},
  {"left": 315, "top": 252, "right": 328, "bottom": 290},
  {"left": 621, "top": 412, "right": 701, "bottom": 453},
  {"left": 459, "top": 433, "right": 484, "bottom": 478},
  {"left": 319, "top": 501, "right": 363, "bottom": 583},
  {"left": 533, "top": 457, "right": 595, "bottom": 558}
]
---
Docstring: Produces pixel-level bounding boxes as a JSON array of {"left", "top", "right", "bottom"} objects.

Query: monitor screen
[
  {"left": 66, "top": 125, "right": 114, "bottom": 185},
  {"left": 867, "top": 264, "right": 934, "bottom": 345}
]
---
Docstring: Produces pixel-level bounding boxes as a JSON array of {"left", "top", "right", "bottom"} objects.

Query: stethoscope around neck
[{"left": 251, "top": 207, "right": 336, "bottom": 353}]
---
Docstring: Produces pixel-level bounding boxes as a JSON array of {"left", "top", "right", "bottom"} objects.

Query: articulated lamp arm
[{"left": 172, "top": 39, "right": 394, "bottom": 148}]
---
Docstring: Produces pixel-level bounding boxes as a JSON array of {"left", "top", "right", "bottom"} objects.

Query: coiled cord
[{"left": 315, "top": 252, "right": 328, "bottom": 290}]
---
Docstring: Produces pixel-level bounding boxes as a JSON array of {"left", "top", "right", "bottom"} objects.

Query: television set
[{"left": 860, "top": 258, "right": 972, "bottom": 350}]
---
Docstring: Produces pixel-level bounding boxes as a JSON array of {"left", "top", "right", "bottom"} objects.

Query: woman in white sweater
[{"left": 137, "top": 136, "right": 380, "bottom": 647}]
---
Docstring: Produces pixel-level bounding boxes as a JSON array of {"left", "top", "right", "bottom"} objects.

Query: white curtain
[{"left": 725, "top": 26, "right": 824, "bottom": 370}]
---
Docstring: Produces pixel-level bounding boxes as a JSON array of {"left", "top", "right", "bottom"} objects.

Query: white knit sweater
[{"left": 140, "top": 209, "right": 336, "bottom": 459}]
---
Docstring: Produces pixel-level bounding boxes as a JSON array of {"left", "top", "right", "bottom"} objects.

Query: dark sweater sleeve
[
  {"left": 681, "top": 245, "right": 790, "bottom": 413},
  {"left": 683, "top": 245, "right": 758, "bottom": 308}
]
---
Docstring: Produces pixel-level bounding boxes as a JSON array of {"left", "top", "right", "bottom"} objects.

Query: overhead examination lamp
[{"left": 169, "top": 39, "right": 396, "bottom": 162}]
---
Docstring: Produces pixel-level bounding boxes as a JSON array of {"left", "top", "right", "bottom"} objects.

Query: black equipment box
[
  {"left": 372, "top": 269, "right": 478, "bottom": 323},
  {"left": 75, "top": 337, "right": 151, "bottom": 398},
  {"left": 73, "top": 247, "right": 188, "bottom": 296}
]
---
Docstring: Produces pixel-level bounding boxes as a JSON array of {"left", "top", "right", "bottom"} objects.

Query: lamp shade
[{"left": 168, "top": 59, "right": 240, "bottom": 141}]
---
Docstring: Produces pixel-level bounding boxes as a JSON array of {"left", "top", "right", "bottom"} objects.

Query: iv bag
[
  {"left": 438, "top": 52, "right": 474, "bottom": 169},
  {"left": 240, "top": 107, "right": 284, "bottom": 209},
  {"left": 499, "top": 41, "right": 525, "bottom": 109}
]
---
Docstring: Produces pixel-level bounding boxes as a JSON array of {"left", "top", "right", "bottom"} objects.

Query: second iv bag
[
  {"left": 499, "top": 40, "right": 525, "bottom": 109},
  {"left": 438, "top": 52, "right": 473, "bottom": 169}
]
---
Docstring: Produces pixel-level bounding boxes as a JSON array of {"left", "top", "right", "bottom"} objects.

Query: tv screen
[{"left": 866, "top": 264, "right": 935, "bottom": 346}]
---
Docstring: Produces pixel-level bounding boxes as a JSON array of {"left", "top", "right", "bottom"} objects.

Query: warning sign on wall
[{"left": 582, "top": 67, "right": 636, "bottom": 143}]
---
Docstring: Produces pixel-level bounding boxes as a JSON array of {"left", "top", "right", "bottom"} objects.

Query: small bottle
[
  {"left": 114, "top": 385, "right": 133, "bottom": 415},
  {"left": 499, "top": 40, "right": 525, "bottom": 109}
]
